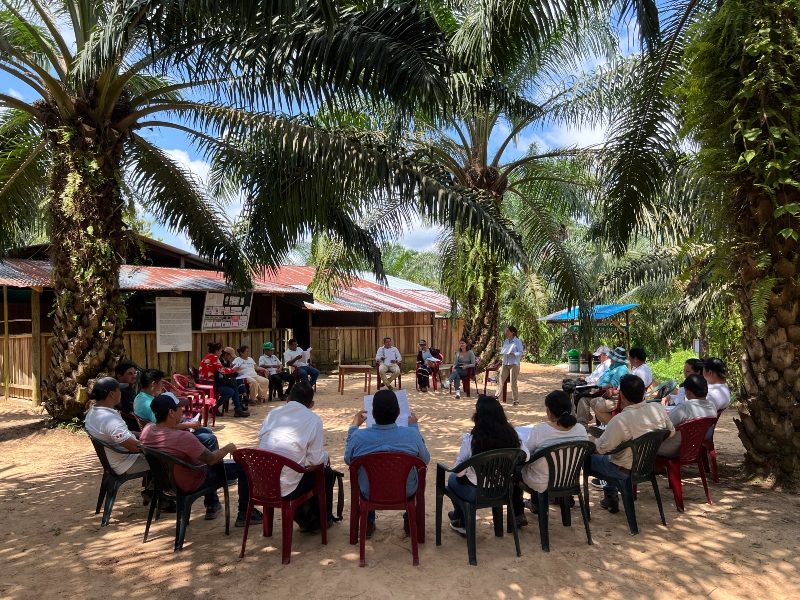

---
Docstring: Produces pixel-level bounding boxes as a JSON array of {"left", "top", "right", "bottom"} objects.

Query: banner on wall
[
  {"left": 201, "top": 291, "right": 253, "bottom": 331},
  {"left": 155, "top": 297, "right": 193, "bottom": 353}
]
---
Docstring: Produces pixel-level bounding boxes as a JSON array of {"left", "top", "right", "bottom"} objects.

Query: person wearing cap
[
  {"left": 376, "top": 336, "right": 402, "bottom": 390},
  {"left": 257, "top": 382, "right": 336, "bottom": 531},
  {"left": 703, "top": 357, "right": 731, "bottom": 411},
  {"left": 629, "top": 347, "right": 654, "bottom": 389},
  {"left": 496, "top": 325, "right": 524, "bottom": 405},
  {"left": 657, "top": 374, "right": 718, "bottom": 457},
  {"left": 259, "top": 341, "right": 293, "bottom": 400},
  {"left": 140, "top": 393, "right": 263, "bottom": 527},
  {"left": 199, "top": 342, "right": 249, "bottom": 417},
  {"left": 416, "top": 339, "right": 443, "bottom": 392},
  {"left": 576, "top": 347, "right": 629, "bottom": 426},
  {"left": 585, "top": 346, "right": 611, "bottom": 385}
]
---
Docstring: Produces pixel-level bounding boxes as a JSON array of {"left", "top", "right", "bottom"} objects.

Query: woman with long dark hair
[{"left": 447, "top": 395, "right": 528, "bottom": 534}]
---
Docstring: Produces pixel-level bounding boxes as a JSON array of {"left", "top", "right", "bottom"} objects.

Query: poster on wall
[
  {"left": 155, "top": 297, "right": 193, "bottom": 353},
  {"left": 201, "top": 291, "right": 253, "bottom": 331}
]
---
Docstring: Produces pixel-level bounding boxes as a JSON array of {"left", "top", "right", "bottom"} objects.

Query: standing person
[
  {"left": 496, "top": 325, "right": 524, "bottom": 406},
  {"left": 512, "top": 390, "right": 588, "bottom": 519},
  {"left": 257, "top": 383, "right": 336, "bottom": 531},
  {"left": 629, "top": 347, "right": 654, "bottom": 389},
  {"left": 703, "top": 358, "right": 731, "bottom": 411},
  {"left": 446, "top": 395, "right": 528, "bottom": 534},
  {"left": 667, "top": 358, "right": 705, "bottom": 406},
  {"left": 344, "top": 389, "right": 430, "bottom": 537},
  {"left": 233, "top": 345, "right": 270, "bottom": 402},
  {"left": 376, "top": 336, "right": 402, "bottom": 390},
  {"left": 416, "top": 339, "right": 443, "bottom": 392},
  {"left": 140, "top": 393, "right": 262, "bottom": 527},
  {"left": 446, "top": 339, "right": 476, "bottom": 399},
  {"left": 284, "top": 339, "right": 319, "bottom": 387},
  {"left": 259, "top": 342, "right": 292, "bottom": 400},
  {"left": 199, "top": 342, "right": 249, "bottom": 417}
]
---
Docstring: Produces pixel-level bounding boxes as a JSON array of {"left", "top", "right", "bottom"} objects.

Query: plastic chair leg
[
  {"left": 359, "top": 500, "right": 369, "bottom": 567},
  {"left": 435, "top": 490, "right": 444, "bottom": 546},
  {"left": 697, "top": 458, "right": 713, "bottom": 505},
  {"left": 464, "top": 504, "right": 478, "bottom": 566},
  {"left": 407, "top": 499, "right": 419, "bottom": 566},
  {"left": 709, "top": 447, "right": 719, "bottom": 483},
  {"left": 666, "top": 462, "right": 684, "bottom": 512},
  {"left": 416, "top": 485, "right": 426, "bottom": 544},
  {"left": 583, "top": 473, "right": 591, "bottom": 522},
  {"left": 349, "top": 481, "right": 359, "bottom": 545},
  {"left": 650, "top": 475, "right": 667, "bottom": 526},
  {"left": 559, "top": 496, "right": 571, "bottom": 526},
  {"left": 317, "top": 478, "right": 328, "bottom": 546},
  {"left": 142, "top": 491, "right": 159, "bottom": 543},
  {"left": 175, "top": 498, "right": 192, "bottom": 551},
  {"left": 620, "top": 480, "right": 639, "bottom": 535},
  {"left": 239, "top": 500, "right": 253, "bottom": 558},
  {"left": 509, "top": 497, "right": 521, "bottom": 558},
  {"left": 265, "top": 507, "right": 274, "bottom": 536},
  {"left": 101, "top": 480, "right": 121, "bottom": 527},
  {"left": 223, "top": 484, "right": 230, "bottom": 536},
  {"left": 537, "top": 492, "right": 550, "bottom": 552},
  {"left": 281, "top": 504, "right": 295, "bottom": 565},
  {"left": 491, "top": 506, "right": 504, "bottom": 537},
  {"left": 96, "top": 476, "right": 108, "bottom": 514},
  {"left": 577, "top": 490, "right": 592, "bottom": 545}
]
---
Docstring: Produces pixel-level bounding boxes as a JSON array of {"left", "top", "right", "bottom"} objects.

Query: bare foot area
[{"left": 1, "top": 364, "right": 798, "bottom": 599}]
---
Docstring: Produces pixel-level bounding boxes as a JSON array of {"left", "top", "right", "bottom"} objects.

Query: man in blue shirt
[
  {"left": 344, "top": 390, "right": 430, "bottom": 538},
  {"left": 576, "top": 347, "right": 629, "bottom": 425}
]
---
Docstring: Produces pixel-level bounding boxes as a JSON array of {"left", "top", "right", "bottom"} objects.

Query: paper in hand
[{"left": 364, "top": 389, "right": 410, "bottom": 427}]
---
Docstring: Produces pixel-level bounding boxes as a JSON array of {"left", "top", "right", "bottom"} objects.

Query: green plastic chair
[
  {"left": 141, "top": 447, "right": 230, "bottom": 551},
  {"left": 89, "top": 435, "right": 149, "bottom": 527}
]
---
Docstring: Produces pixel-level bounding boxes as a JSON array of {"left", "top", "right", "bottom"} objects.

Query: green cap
[{"left": 262, "top": 342, "right": 274, "bottom": 350}]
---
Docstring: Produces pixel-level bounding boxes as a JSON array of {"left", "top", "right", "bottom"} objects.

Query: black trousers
[{"left": 283, "top": 466, "right": 336, "bottom": 530}]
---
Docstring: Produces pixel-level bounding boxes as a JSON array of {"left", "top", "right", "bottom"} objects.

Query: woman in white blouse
[
  {"left": 447, "top": 395, "right": 529, "bottom": 534},
  {"left": 512, "top": 390, "right": 587, "bottom": 518}
]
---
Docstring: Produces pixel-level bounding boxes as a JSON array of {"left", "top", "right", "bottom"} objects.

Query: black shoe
[
  {"left": 523, "top": 499, "right": 539, "bottom": 515},
  {"left": 366, "top": 522, "right": 376, "bottom": 539},
  {"left": 449, "top": 521, "right": 466, "bottom": 536},
  {"left": 515, "top": 513, "right": 528, "bottom": 527},
  {"left": 234, "top": 408, "right": 250, "bottom": 417},
  {"left": 205, "top": 503, "right": 222, "bottom": 520},
  {"left": 159, "top": 499, "right": 177, "bottom": 513},
  {"left": 236, "top": 508, "right": 263, "bottom": 527},
  {"left": 600, "top": 497, "right": 619, "bottom": 514}
]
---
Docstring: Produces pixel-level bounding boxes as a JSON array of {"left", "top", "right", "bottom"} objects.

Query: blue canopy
[{"left": 539, "top": 303, "right": 639, "bottom": 322}]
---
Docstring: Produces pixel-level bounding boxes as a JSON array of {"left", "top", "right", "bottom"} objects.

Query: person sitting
[
  {"left": 512, "top": 390, "right": 588, "bottom": 519},
  {"left": 85, "top": 377, "right": 150, "bottom": 503},
  {"left": 496, "top": 325, "right": 524, "bottom": 406},
  {"left": 415, "top": 339, "right": 443, "bottom": 392},
  {"left": 667, "top": 358, "right": 705, "bottom": 406},
  {"left": 446, "top": 395, "right": 529, "bottom": 534},
  {"left": 658, "top": 374, "right": 718, "bottom": 457},
  {"left": 344, "top": 389, "right": 430, "bottom": 538},
  {"left": 233, "top": 345, "right": 271, "bottom": 402},
  {"left": 257, "top": 382, "right": 335, "bottom": 531},
  {"left": 258, "top": 342, "right": 293, "bottom": 400},
  {"left": 284, "top": 339, "right": 319, "bottom": 387},
  {"left": 376, "top": 336, "right": 402, "bottom": 390},
  {"left": 585, "top": 346, "right": 611, "bottom": 385},
  {"left": 222, "top": 346, "right": 249, "bottom": 408},
  {"left": 199, "top": 342, "right": 249, "bottom": 417},
  {"left": 114, "top": 360, "right": 139, "bottom": 431},
  {"left": 576, "top": 346, "right": 629, "bottom": 426},
  {"left": 140, "top": 393, "right": 263, "bottom": 526},
  {"left": 445, "top": 339, "right": 476, "bottom": 399},
  {"left": 590, "top": 375, "right": 675, "bottom": 513},
  {"left": 703, "top": 357, "right": 731, "bottom": 411},
  {"left": 629, "top": 347, "right": 654, "bottom": 389},
  {"left": 133, "top": 369, "right": 165, "bottom": 423}
]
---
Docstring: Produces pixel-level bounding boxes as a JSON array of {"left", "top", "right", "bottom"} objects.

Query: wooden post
[
  {"left": 2, "top": 286, "right": 8, "bottom": 399},
  {"left": 271, "top": 294, "right": 277, "bottom": 336},
  {"left": 336, "top": 327, "right": 342, "bottom": 369},
  {"left": 31, "top": 288, "right": 41, "bottom": 405},
  {"left": 625, "top": 310, "right": 631, "bottom": 351}
]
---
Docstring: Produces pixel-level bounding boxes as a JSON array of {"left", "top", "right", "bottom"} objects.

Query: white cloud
[
  {"left": 400, "top": 224, "right": 441, "bottom": 251},
  {"left": 7, "top": 88, "right": 24, "bottom": 100},
  {"left": 538, "top": 124, "right": 608, "bottom": 150},
  {"left": 164, "top": 148, "right": 211, "bottom": 183}
]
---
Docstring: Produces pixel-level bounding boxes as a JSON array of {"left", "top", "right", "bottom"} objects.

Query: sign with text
[
  {"left": 201, "top": 291, "right": 253, "bottom": 331},
  {"left": 156, "top": 297, "right": 193, "bottom": 353}
]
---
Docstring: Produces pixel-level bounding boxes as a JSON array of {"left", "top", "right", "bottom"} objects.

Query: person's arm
[
  {"left": 454, "top": 433, "right": 472, "bottom": 467},
  {"left": 198, "top": 442, "right": 237, "bottom": 465},
  {"left": 512, "top": 338, "right": 524, "bottom": 357},
  {"left": 344, "top": 410, "right": 367, "bottom": 464},
  {"left": 108, "top": 421, "right": 141, "bottom": 452},
  {"left": 594, "top": 419, "right": 625, "bottom": 455},
  {"left": 118, "top": 436, "right": 140, "bottom": 453},
  {"left": 376, "top": 348, "right": 383, "bottom": 364},
  {"left": 462, "top": 351, "right": 476, "bottom": 369}
]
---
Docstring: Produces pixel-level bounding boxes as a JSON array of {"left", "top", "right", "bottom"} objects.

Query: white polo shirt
[
  {"left": 632, "top": 363, "right": 654, "bottom": 387},
  {"left": 85, "top": 406, "right": 140, "bottom": 475},
  {"left": 284, "top": 348, "right": 308, "bottom": 367},
  {"left": 376, "top": 345, "right": 402, "bottom": 365},
  {"left": 259, "top": 354, "right": 282, "bottom": 375}
]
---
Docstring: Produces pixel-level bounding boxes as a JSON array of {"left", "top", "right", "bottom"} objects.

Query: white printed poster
[
  {"left": 156, "top": 297, "right": 193, "bottom": 353},
  {"left": 363, "top": 389, "right": 410, "bottom": 427},
  {"left": 201, "top": 291, "right": 253, "bottom": 331}
]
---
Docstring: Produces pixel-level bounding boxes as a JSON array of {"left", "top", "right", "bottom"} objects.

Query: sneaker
[
  {"left": 449, "top": 521, "right": 467, "bottom": 536},
  {"left": 444, "top": 381, "right": 451, "bottom": 390},
  {"left": 455, "top": 390, "right": 461, "bottom": 399},
  {"left": 235, "top": 508, "right": 264, "bottom": 527},
  {"left": 234, "top": 408, "right": 250, "bottom": 417},
  {"left": 512, "top": 401, "right": 519, "bottom": 406},
  {"left": 366, "top": 522, "right": 376, "bottom": 539},
  {"left": 600, "top": 497, "right": 619, "bottom": 514},
  {"left": 523, "top": 499, "right": 539, "bottom": 515},
  {"left": 403, "top": 514, "right": 410, "bottom": 535},
  {"left": 590, "top": 478, "right": 607, "bottom": 490},
  {"left": 205, "top": 503, "right": 222, "bottom": 520}
]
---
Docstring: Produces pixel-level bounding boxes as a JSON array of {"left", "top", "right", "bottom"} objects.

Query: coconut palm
[
  {"left": 597, "top": 0, "right": 800, "bottom": 483},
  {"left": 0, "top": 0, "right": 529, "bottom": 419}
]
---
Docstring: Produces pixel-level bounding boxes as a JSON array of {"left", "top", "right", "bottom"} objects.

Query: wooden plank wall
[
  {"left": 310, "top": 326, "right": 375, "bottom": 370},
  {"left": 433, "top": 317, "right": 466, "bottom": 360},
  {"left": 378, "top": 312, "right": 434, "bottom": 366}
]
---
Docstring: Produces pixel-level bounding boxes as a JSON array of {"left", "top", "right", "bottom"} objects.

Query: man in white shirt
[
  {"left": 257, "top": 382, "right": 335, "bottom": 531},
  {"left": 590, "top": 374, "right": 675, "bottom": 513},
  {"left": 284, "top": 338, "right": 319, "bottom": 386},
  {"left": 496, "top": 325, "right": 524, "bottom": 405},
  {"left": 703, "top": 357, "right": 731, "bottom": 411},
  {"left": 585, "top": 346, "right": 611, "bottom": 385},
  {"left": 232, "top": 345, "right": 270, "bottom": 401},
  {"left": 658, "top": 374, "right": 718, "bottom": 457},
  {"left": 376, "top": 336, "right": 402, "bottom": 390},
  {"left": 259, "top": 341, "right": 292, "bottom": 399},
  {"left": 629, "top": 347, "right": 654, "bottom": 389}
]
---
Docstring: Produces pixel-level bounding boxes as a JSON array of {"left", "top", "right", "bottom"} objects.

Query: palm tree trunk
[
  {"left": 43, "top": 136, "right": 127, "bottom": 420},
  {"left": 734, "top": 187, "right": 800, "bottom": 484},
  {"left": 462, "top": 269, "right": 500, "bottom": 366}
]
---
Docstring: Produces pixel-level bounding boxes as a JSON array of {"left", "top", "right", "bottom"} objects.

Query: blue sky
[{"left": 1, "top": 15, "right": 637, "bottom": 255}]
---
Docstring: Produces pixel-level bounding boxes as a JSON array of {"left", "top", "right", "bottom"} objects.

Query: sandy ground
[{"left": 1, "top": 363, "right": 798, "bottom": 600}]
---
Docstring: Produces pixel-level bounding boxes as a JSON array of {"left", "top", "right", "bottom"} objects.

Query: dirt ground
[{"left": 1, "top": 363, "right": 798, "bottom": 600}]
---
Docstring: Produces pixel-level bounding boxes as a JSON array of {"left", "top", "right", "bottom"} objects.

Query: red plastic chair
[
  {"left": 172, "top": 373, "right": 210, "bottom": 425},
  {"left": 348, "top": 452, "right": 427, "bottom": 567},
  {"left": 188, "top": 368, "right": 218, "bottom": 427},
  {"left": 655, "top": 416, "right": 717, "bottom": 512},
  {"left": 376, "top": 362, "right": 402, "bottom": 391},
  {"left": 701, "top": 409, "right": 725, "bottom": 483},
  {"left": 161, "top": 381, "right": 201, "bottom": 419},
  {"left": 452, "top": 357, "right": 481, "bottom": 397},
  {"left": 483, "top": 363, "right": 508, "bottom": 402},
  {"left": 232, "top": 448, "right": 327, "bottom": 564}
]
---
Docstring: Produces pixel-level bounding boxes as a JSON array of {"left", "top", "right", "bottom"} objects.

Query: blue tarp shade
[{"left": 539, "top": 303, "right": 639, "bottom": 322}]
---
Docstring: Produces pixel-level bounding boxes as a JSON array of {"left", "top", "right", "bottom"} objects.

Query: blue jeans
[
  {"left": 204, "top": 460, "right": 249, "bottom": 515},
  {"left": 215, "top": 384, "right": 242, "bottom": 410},
  {"left": 448, "top": 472, "right": 477, "bottom": 522},
  {"left": 297, "top": 365, "right": 319, "bottom": 386},
  {"left": 448, "top": 368, "right": 467, "bottom": 391},
  {"left": 193, "top": 427, "right": 217, "bottom": 450},
  {"left": 590, "top": 454, "right": 630, "bottom": 500}
]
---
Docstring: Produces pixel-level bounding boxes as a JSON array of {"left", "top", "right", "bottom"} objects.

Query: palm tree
[
  {"left": 0, "top": 0, "right": 525, "bottom": 420},
  {"left": 597, "top": 0, "right": 800, "bottom": 483}
]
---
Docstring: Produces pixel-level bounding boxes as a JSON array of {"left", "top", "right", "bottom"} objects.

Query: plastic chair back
[
  {"left": 232, "top": 448, "right": 308, "bottom": 504},
  {"left": 141, "top": 446, "right": 207, "bottom": 496},
  {"left": 89, "top": 436, "right": 118, "bottom": 473},
  {"left": 626, "top": 430, "right": 670, "bottom": 484},
  {"left": 350, "top": 452, "right": 427, "bottom": 506},
  {"left": 172, "top": 373, "right": 193, "bottom": 390},
  {"left": 532, "top": 441, "right": 596, "bottom": 493},
  {"left": 454, "top": 448, "right": 526, "bottom": 507},
  {"left": 675, "top": 417, "right": 717, "bottom": 464}
]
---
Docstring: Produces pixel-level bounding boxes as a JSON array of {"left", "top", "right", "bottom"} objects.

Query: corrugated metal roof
[{"left": 540, "top": 303, "right": 640, "bottom": 322}]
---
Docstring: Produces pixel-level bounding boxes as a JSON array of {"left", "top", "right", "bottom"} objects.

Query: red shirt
[
  {"left": 198, "top": 353, "right": 236, "bottom": 381},
  {"left": 140, "top": 424, "right": 208, "bottom": 492}
]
